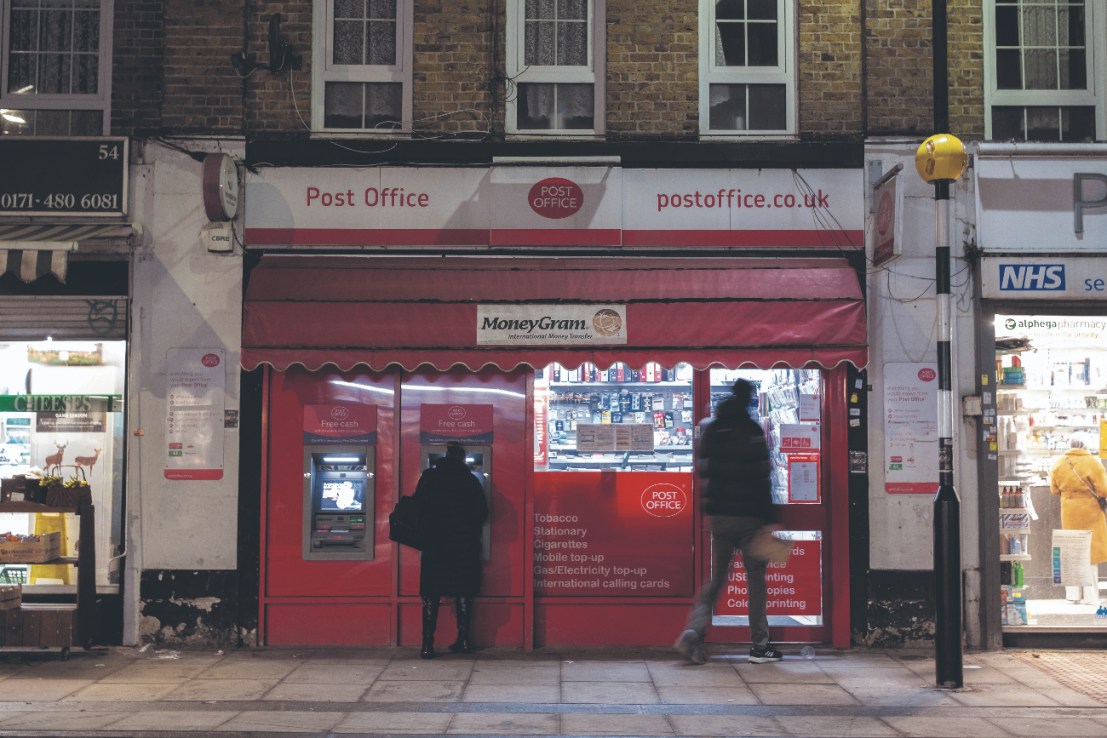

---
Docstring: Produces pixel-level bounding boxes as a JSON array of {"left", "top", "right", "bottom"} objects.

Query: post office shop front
[
  {"left": 244, "top": 258, "right": 865, "bottom": 649},
  {"left": 242, "top": 165, "right": 868, "bottom": 650}
]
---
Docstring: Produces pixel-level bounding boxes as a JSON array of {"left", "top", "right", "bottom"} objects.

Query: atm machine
[
  {"left": 421, "top": 445, "right": 491, "bottom": 560},
  {"left": 302, "top": 444, "right": 375, "bottom": 561}
]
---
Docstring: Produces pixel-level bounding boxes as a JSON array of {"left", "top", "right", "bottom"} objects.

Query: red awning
[{"left": 242, "top": 256, "right": 867, "bottom": 372}]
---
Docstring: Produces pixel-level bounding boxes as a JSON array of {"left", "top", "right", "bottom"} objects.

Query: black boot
[
  {"left": 420, "top": 596, "right": 439, "bottom": 659},
  {"left": 448, "top": 596, "right": 474, "bottom": 654}
]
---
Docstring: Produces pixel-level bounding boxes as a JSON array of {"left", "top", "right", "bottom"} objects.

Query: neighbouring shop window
[
  {"left": 985, "top": 0, "right": 1104, "bottom": 142},
  {"left": 995, "top": 314, "right": 1107, "bottom": 629},
  {"left": 698, "top": 0, "right": 795, "bottom": 136},
  {"left": 312, "top": 0, "right": 413, "bottom": 132},
  {"left": 0, "top": 0, "right": 113, "bottom": 136},
  {"left": 0, "top": 340, "right": 124, "bottom": 591},
  {"left": 505, "top": 0, "right": 605, "bottom": 134},
  {"left": 535, "top": 362, "right": 695, "bottom": 472}
]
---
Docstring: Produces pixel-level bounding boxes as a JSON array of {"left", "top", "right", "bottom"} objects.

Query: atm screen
[{"left": 318, "top": 480, "right": 365, "bottom": 512}]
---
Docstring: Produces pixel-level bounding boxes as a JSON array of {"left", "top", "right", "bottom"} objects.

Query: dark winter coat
[
  {"left": 413, "top": 456, "right": 489, "bottom": 597},
  {"left": 698, "top": 396, "right": 777, "bottom": 522}
]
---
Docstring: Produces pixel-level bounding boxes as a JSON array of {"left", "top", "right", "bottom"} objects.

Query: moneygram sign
[{"left": 477, "top": 305, "right": 627, "bottom": 346}]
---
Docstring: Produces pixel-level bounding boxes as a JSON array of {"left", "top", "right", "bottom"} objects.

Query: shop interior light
[{"left": 322, "top": 455, "right": 361, "bottom": 463}]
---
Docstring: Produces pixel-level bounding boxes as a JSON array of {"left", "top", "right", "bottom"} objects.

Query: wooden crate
[
  {"left": 0, "top": 532, "right": 62, "bottom": 563},
  {"left": 0, "top": 604, "right": 75, "bottom": 647},
  {"left": 0, "top": 585, "right": 21, "bottom": 610}
]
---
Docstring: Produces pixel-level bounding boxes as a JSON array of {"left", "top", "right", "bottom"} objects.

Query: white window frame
[
  {"left": 698, "top": 0, "right": 795, "bottom": 137},
  {"left": 0, "top": 0, "right": 114, "bottom": 136},
  {"left": 983, "top": 0, "right": 1105, "bottom": 141},
  {"left": 311, "top": 0, "right": 413, "bottom": 134},
  {"left": 505, "top": 0, "right": 606, "bottom": 136}
]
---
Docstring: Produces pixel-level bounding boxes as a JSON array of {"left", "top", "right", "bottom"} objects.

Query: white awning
[{"left": 0, "top": 222, "right": 136, "bottom": 283}]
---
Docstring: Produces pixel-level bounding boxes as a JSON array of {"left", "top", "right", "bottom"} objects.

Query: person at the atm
[{"left": 412, "top": 441, "right": 488, "bottom": 659}]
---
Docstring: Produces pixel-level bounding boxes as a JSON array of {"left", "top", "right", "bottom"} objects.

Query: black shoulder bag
[{"left": 389, "top": 496, "right": 425, "bottom": 550}]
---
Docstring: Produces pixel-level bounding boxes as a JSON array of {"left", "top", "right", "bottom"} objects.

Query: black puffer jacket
[
  {"left": 413, "top": 456, "right": 489, "bottom": 597},
  {"left": 698, "top": 396, "right": 776, "bottom": 522}
]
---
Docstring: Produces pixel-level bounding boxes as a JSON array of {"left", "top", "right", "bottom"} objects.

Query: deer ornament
[
  {"left": 73, "top": 448, "right": 101, "bottom": 481},
  {"left": 44, "top": 441, "right": 68, "bottom": 476}
]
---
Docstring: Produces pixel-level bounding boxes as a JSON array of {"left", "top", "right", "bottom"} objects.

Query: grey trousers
[{"left": 681, "top": 515, "right": 771, "bottom": 649}]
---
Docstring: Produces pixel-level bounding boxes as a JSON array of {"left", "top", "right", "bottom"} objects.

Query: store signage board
[
  {"left": 976, "top": 155, "right": 1107, "bottom": 251},
  {"left": 871, "top": 169, "right": 902, "bottom": 266},
  {"left": 164, "top": 348, "right": 225, "bottom": 481},
  {"left": 0, "top": 395, "right": 120, "bottom": 412},
  {"left": 576, "top": 423, "right": 654, "bottom": 452},
  {"left": 995, "top": 314, "right": 1107, "bottom": 345},
  {"left": 533, "top": 471, "right": 694, "bottom": 596},
  {"left": 477, "top": 304, "right": 627, "bottom": 346},
  {"left": 303, "top": 404, "right": 376, "bottom": 444},
  {"left": 419, "top": 404, "right": 493, "bottom": 444},
  {"left": 714, "top": 537, "right": 822, "bottom": 619},
  {"left": 244, "top": 166, "right": 864, "bottom": 249},
  {"left": 981, "top": 256, "right": 1107, "bottom": 300},
  {"left": 883, "top": 363, "right": 938, "bottom": 494},
  {"left": 0, "top": 137, "right": 128, "bottom": 217}
]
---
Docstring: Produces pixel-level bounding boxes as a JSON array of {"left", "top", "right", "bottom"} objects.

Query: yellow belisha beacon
[{"left": 915, "top": 133, "right": 968, "bottom": 183}]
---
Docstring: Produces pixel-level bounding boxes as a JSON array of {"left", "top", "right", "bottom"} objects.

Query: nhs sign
[{"left": 997, "top": 264, "right": 1065, "bottom": 291}]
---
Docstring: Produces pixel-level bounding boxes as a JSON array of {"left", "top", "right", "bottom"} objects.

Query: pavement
[{"left": 0, "top": 643, "right": 1104, "bottom": 737}]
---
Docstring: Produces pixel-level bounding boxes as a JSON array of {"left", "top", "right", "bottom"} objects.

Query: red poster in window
[
  {"left": 303, "top": 404, "right": 377, "bottom": 444},
  {"left": 713, "top": 538, "right": 822, "bottom": 617},
  {"left": 419, "top": 404, "right": 493, "bottom": 443},
  {"left": 533, "top": 471, "right": 695, "bottom": 597},
  {"left": 787, "top": 453, "right": 820, "bottom": 503}
]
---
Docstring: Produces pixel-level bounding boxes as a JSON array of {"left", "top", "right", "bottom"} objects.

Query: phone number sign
[{"left": 0, "top": 137, "right": 128, "bottom": 217}]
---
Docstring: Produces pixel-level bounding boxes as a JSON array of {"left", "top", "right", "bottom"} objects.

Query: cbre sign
[{"left": 0, "top": 137, "right": 128, "bottom": 217}]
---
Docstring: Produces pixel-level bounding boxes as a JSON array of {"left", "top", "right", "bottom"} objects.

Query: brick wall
[
  {"left": 111, "top": 1, "right": 165, "bottom": 134},
  {"left": 947, "top": 0, "right": 985, "bottom": 140},
  {"left": 607, "top": 2, "right": 699, "bottom": 139},
  {"left": 108, "top": 1, "right": 988, "bottom": 143},
  {"left": 798, "top": 1, "right": 864, "bottom": 137},
  {"left": 242, "top": 2, "right": 311, "bottom": 134},
  {"left": 159, "top": 1, "right": 246, "bottom": 134},
  {"left": 413, "top": 1, "right": 495, "bottom": 136},
  {"left": 864, "top": 0, "right": 984, "bottom": 139}
]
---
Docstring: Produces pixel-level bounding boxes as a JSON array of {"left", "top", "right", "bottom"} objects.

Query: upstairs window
[
  {"left": 312, "top": 0, "right": 413, "bottom": 133},
  {"left": 0, "top": 0, "right": 113, "bottom": 136},
  {"left": 699, "top": 0, "right": 795, "bottom": 136},
  {"left": 506, "top": 0, "right": 605, "bottom": 135},
  {"left": 985, "top": 0, "right": 1105, "bottom": 142}
]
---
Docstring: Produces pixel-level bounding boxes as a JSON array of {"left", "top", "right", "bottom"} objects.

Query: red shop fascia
[{"left": 241, "top": 163, "right": 868, "bottom": 650}]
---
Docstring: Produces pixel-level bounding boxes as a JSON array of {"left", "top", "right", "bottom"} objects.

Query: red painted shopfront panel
[
  {"left": 396, "top": 369, "right": 529, "bottom": 647},
  {"left": 264, "top": 368, "right": 397, "bottom": 600},
  {"left": 533, "top": 471, "right": 695, "bottom": 596},
  {"left": 265, "top": 603, "right": 392, "bottom": 646},
  {"left": 532, "top": 471, "right": 695, "bottom": 645}
]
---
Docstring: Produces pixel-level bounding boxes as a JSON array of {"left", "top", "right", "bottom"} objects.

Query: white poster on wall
[
  {"left": 884, "top": 363, "right": 939, "bottom": 494},
  {"left": 164, "top": 348, "right": 225, "bottom": 481}
]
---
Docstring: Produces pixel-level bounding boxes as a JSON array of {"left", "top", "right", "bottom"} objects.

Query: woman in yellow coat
[{"left": 1049, "top": 439, "right": 1107, "bottom": 604}]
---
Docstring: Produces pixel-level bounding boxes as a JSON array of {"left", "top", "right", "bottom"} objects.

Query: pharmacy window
[
  {"left": 698, "top": 0, "right": 795, "bottom": 137},
  {"left": 312, "top": 0, "right": 413, "bottom": 133},
  {"left": 985, "top": 0, "right": 1105, "bottom": 142},
  {"left": 0, "top": 0, "right": 113, "bottom": 136},
  {"left": 505, "top": 0, "right": 605, "bottom": 135}
]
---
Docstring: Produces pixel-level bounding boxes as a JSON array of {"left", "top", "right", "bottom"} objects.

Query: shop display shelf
[
  {"left": 0, "top": 501, "right": 96, "bottom": 654},
  {"left": 999, "top": 554, "right": 1032, "bottom": 562}
]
